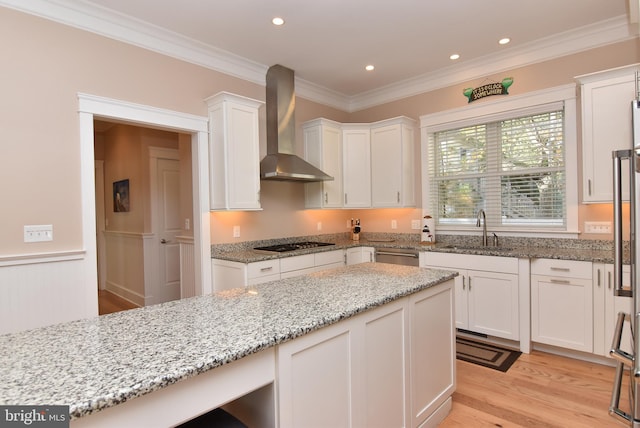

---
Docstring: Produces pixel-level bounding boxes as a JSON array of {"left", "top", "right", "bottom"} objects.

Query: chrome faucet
[{"left": 476, "top": 209, "right": 488, "bottom": 246}]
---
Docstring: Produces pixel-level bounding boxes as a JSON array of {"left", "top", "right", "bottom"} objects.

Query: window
[{"left": 427, "top": 106, "right": 568, "bottom": 231}]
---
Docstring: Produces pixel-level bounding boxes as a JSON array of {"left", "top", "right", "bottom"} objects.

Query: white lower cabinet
[
  {"left": 531, "top": 259, "right": 593, "bottom": 352},
  {"left": 593, "top": 263, "right": 632, "bottom": 357},
  {"left": 346, "top": 246, "right": 375, "bottom": 265},
  {"left": 422, "top": 253, "right": 520, "bottom": 341},
  {"left": 212, "top": 250, "right": 346, "bottom": 291},
  {"left": 276, "top": 280, "right": 454, "bottom": 428},
  {"left": 314, "top": 249, "right": 346, "bottom": 272},
  {"left": 280, "top": 254, "right": 316, "bottom": 279}
]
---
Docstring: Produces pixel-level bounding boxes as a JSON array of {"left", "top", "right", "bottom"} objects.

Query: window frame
[{"left": 420, "top": 84, "right": 578, "bottom": 237}]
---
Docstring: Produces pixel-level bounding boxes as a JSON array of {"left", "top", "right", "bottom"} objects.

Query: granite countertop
[
  {"left": 212, "top": 235, "right": 621, "bottom": 264},
  {"left": 0, "top": 263, "right": 456, "bottom": 420}
]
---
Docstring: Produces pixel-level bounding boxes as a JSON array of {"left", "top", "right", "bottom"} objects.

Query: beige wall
[
  {"left": 1, "top": 5, "right": 639, "bottom": 254},
  {"left": 0, "top": 6, "right": 260, "bottom": 255},
  {"left": 99, "top": 124, "right": 182, "bottom": 234}
]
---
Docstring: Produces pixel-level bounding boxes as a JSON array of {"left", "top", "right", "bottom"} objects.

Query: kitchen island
[{"left": 0, "top": 263, "right": 456, "bottom": 428}]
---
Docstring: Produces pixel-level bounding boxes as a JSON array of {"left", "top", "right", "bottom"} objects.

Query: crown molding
[
  {"left": 347, "top": 15, "right": 637, "bottom": 112},
  {"left": 1, "top": 1, "right": 636, "bottom": 112},
  {"left": 0, "top": 0, "right": 268, "bottom": 85}
]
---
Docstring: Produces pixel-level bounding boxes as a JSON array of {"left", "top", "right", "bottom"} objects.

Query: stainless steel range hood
[{"left": 260, "top": 64, "right": 333, "bottom": 182}]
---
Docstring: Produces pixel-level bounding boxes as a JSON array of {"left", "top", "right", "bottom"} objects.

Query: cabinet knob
[{"left": 397, "top": 191, "right": 400, "bottom": 203}]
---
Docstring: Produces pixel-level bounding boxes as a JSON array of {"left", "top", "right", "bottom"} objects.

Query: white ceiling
[{"left": 2, "top": 0, "right": 638, "bottom": 111}]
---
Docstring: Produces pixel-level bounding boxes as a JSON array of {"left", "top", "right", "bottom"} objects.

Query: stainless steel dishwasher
[{"left": 375, "top": 247, "right": 420, "bottom": 266}]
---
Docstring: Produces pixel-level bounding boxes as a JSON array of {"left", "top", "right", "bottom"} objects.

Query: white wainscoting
[
  {"left": 103, "top": 231, "right": 148, "bottom": 307},
  {"left": 0, "top": 252, "right": 97, "bottom": 335},
  {"left": 178, "top": 236, "right": 195, "bottom": 298}
]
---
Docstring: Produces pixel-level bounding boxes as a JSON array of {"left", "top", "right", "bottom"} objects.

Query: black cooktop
[{"left": 254, "top": 241, "right": 335, "bottom": 253}]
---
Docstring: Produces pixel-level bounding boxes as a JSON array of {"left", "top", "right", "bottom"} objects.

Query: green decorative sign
[{"left": 463, "top": 77, "right": 514, "bottom": 103}]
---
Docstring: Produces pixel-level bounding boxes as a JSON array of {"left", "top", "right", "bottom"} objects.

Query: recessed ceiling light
[
  {"left": 449, "top": 54, "right": 460, "bottom": 60},
  {"left": 272, "top": 17, "right": 285, "bottom": 26},
  {"left": 498, "top": 37, "right": 511, "bottom": 45},
  {"left": 365, "top": 65, "right": 375, "bottom": 71}
]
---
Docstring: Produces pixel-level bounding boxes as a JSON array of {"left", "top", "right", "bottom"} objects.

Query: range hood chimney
[{"left": 260, "top": 64, "right": 333, "bottom": 182}]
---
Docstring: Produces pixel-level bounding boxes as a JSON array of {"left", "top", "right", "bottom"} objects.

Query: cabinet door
[
  {"left": 346, "top": 247, "right": 364, "bottom": 265},
  {"left": 361, "top": 301, "right": 407, "bottom": 428},
  {"left": 342, "top": 128, "right": 371, "bottom": 207},
  {"left": 207, "top": 93, "right": 263, "bottom": 210},
  {"left": 454, "top": 272, "right": 468, "bottom": 331},
  {"left": 580, "top": 68, "right": 637, "bottom": 202},
  {"left": 531, "top": 274, "right": 593, "bottom": 352},
  {"left": 370, "top": 122, "right": 415, "bottom": 208},
  {"left": 371, "top": 124, "right": 402, "bottom": 207},
  {"left": 212, "top": 258, "right": 246, "bottom": 291},
  {"left": 304, "top": 121, "right": 343, "bottom": 208},
  {"left": 467, "top": 270, "right": 519, "bottom": 340},
  {"left": 362, "top": 247, "right": 375, "bottom": 263},
  {"left": 277, "top": 324, "right": 352, "bottom": 428},
  {"left": 604, "top": 264, "right": 633, "bottom": 356}
]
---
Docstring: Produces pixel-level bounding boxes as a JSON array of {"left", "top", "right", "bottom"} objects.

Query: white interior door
[{"left": 154, "top": 154, "right": 181, "bottom": 304}]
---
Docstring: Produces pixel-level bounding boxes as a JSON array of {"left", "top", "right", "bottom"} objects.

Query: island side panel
[{"left": 410, "top": 280, "right": 456, "bottom": 428}]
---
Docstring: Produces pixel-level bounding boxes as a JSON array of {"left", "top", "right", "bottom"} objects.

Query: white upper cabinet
[
  {"left": 342, "top": 125, "right": 372, "bottom": 208},
  {"left": 302, "top": 116, "right": 416, "bottom": 209},
  {"left": 303, "top": 119, "right": 344, "bottom": 208},
  {"left": 578, "top": 64, "right": 639, "bottom": 203},
  {"left": 370, "top": 117, "right": 416, "bottom": 207},
  {"left": 206, "top": 92, "right": 263, "bottom": 210}
]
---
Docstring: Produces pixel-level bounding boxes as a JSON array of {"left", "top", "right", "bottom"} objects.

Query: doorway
[
  {"left": 78, "top": 93, "right": 212, "bottom": 317},
  {"left": 94, "top": 123, "right": 188, "bottom": 310}
]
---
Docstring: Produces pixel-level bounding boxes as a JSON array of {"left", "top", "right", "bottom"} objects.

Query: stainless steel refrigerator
[{"left": 610, "top": 73, "right": 640, "bottom": 426}]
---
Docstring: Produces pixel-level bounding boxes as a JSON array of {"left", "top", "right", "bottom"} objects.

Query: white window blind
[{"left": 428, "top": 108, "right": 565, "bottom": 229}]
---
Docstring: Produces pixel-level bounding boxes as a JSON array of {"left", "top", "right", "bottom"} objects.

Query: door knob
[{"left": 160, "top": 239, "right": 169, "bottom": 244}]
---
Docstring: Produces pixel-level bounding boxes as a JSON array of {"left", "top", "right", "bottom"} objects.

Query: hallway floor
[{"left": 98, "top": 290, "right": 139, "bottom": 315}]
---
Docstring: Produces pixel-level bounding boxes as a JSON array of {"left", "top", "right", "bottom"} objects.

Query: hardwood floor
[
  {"left": 440, "top": 350, "right": 631, "bottom": 427},
  {"left": 98, "top": 289, "right": 139, "bottom": 315}
]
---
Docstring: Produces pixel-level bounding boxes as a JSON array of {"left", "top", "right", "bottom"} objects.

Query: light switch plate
[
  {"left": 411, "top": 220, "right": 421, "bottom": 230},
  {"left": 233, "top": 225, "right": 240, "bottom": 238},
  {"left": 24, "top": 225, "right": 53, "bottom": 242}
]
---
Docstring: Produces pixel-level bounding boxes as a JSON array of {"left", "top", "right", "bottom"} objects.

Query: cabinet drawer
[
  {"left": 531, "top": 258, "right": 592, "bottom": 279},
  {"left": 247, "top": 259, "right": 281, "bottom": 279},
  {"left": 315, "top": 250, "right": 345, "bottom": 266},
  {"left": 281, "top": 254, "right": 315, "bottom": 273}
]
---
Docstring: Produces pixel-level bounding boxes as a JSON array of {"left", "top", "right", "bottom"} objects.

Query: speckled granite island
[{"left": 0, "top": 263, "right": 457, "bottom": 428}]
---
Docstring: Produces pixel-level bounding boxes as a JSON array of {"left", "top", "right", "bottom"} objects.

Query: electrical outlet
[
  {"left": 24, "top": 225, "right": 53, "bottom": 242},
  {"left": 317, "top": 221, "right": 322, "bottom": 231},
  {"left": 233, "top": 225, "right": 240, "bottom": 238},
  {"left": 391, "top": 220, "right": 397, "bottom": 229},
  {"left": 584, "top": 221, "right": 612, "bottom": 234},
  {"left": 411, "top": 219, "right": 421, "bottom": 230}
]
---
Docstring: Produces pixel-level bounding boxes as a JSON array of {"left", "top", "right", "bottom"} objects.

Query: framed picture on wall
[{"left": 113, "top": 179, "right": 130, "bottom": 212}]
